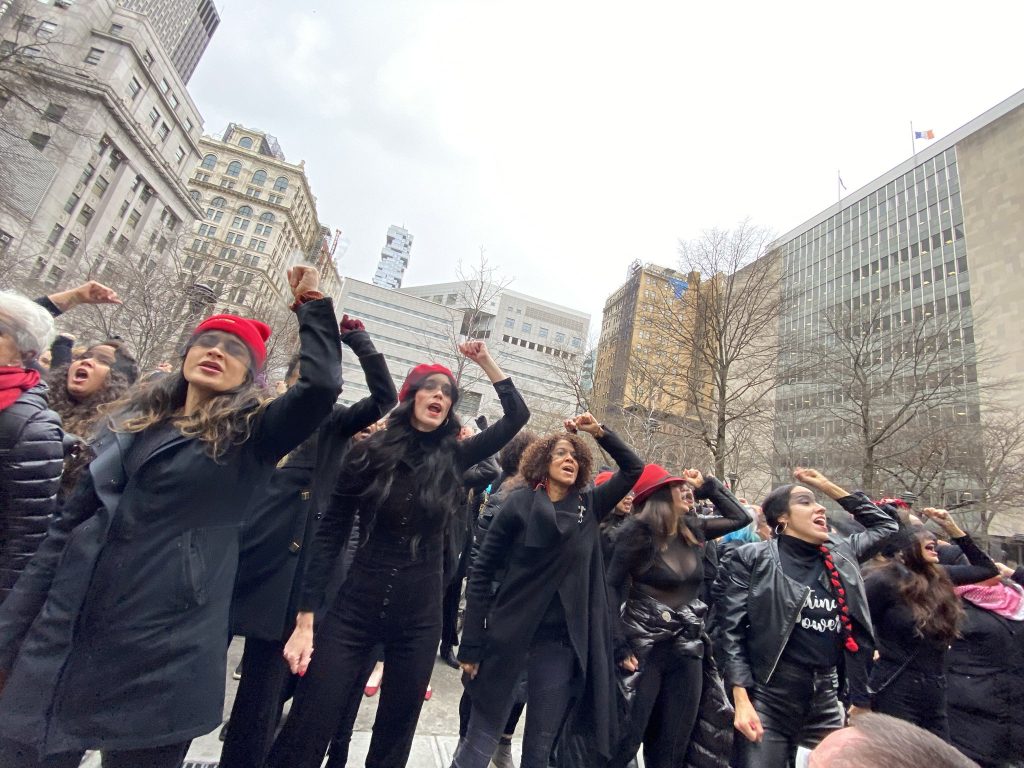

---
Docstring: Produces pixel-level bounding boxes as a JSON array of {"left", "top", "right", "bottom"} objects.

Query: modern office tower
[
  {"left": 119, "top": 0, "right": 220, "bottom": 83},
  {"left": 372, "top": 225, "right": 412, "bottom": 289}
]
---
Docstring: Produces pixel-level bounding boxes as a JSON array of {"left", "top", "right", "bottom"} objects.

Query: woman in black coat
[
  {"left": 266, "top": 342, "right": 529, "bottom": 768},
  {"left": 453, "top": 413, "right": 644, "bottom": 768},
  {"left": 0, "top": 266, "right": 342, "bottom": 768},
  {"left": 0, "top": 291, "right": 63, "bottom": 604},
  {"left": 947, "top": 563, "right": 1024, "bottom": 766},
  {"left": 717, "top": 468, "right": 899, "bottom": 767},
  {"left": 864, "top": 508, "right": 998, "bottom": 740},
  {"left": 607, "top": 464, "right": 748, "bottom": 767}
]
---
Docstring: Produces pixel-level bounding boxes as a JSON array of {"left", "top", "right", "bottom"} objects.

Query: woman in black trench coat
[
  {"left": 453, "top": 413, "right": 644, "bottom": 768},
  {"left": 0, "top": 266, "right": 341, "bottom": 768}
]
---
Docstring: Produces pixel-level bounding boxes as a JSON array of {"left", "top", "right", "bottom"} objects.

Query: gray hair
[{"left": 0, "top": 291, "right": 56, "bottom": 360}]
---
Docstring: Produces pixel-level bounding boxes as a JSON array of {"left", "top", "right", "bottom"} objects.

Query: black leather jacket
[{"left": 716, "top": 492, "right": 897, "bottom": 701}]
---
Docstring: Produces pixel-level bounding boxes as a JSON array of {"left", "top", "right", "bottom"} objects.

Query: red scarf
[{"left": 0, "top": 366, "right": 40, "bottom": 411}]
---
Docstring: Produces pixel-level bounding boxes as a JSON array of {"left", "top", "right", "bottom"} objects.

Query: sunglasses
[
  {"left": 420, "top": 378, "right": 454, "bottom": 398},
  {"left": 192, "top": 331, "right": 250, "bottom": 362}
]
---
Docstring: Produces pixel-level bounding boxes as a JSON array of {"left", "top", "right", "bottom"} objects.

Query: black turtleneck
[{"left": 778, "top": 534, "right": 842, "bottom": 670}]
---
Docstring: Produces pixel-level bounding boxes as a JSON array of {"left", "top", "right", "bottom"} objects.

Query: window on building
[
  {"left": 254, "top": 223, "right": 272, "bottom": 236},
  {"left": 168, "top": 93, "right": 178, "bottom": 109},
  {"left": 109, "top": 23, "right": 124, "bottom": 35},
  {"left": 220, "top": 179, "right": 235, "bottom": 189},
  {"left": 571, "top": 337, "right": 582, "bottom": 348},
  {"left": 63, "top": 192, "right": 79, "bottom": 213},
  {"left": 16, "top": 14, "right": 35, "bottom": 32},
  {"left": 77, "top": 205, "right": 94, "bottom": 226},
  {"left": 259, "top": 212, "right": 274, "bottom": 223},
  {"left": 538, "top": 327, "right": 549, "bottom": 338},
  {"left": 47, "top": 224, "right": 63, "bottom": 246},
  {"left": 148, "top": 106, "right": 160, "bottom": 127},
  {"left": 273, "top": 176, "right": 288, "bottom": 192},
  {"left": 504, "top": 318, "right": 515, "bottom": 329},
  {"left": 194, "top": 172, "right": 209, "bottom": 182},
  {"left": 79, "top": 163, "right": 94, "bottom": 185},
  {"left": 127, "top": 77, "right": 142, "bottom": 100},
  {"left": 159, "top": 78, "right": 170, "bottom": 94},
  {"left": 142, "top": 49, "right": 154, "bottom": 66},
  {"left": 117, "top": 200, "right": 130, "bottom": 218},
  {"left": 200, "top": 154, "right": 216, "bottom": 171},
  {"left": 0, "top": 230, "right": 10, "bottom": 254},
  {"left": 239, "top": 136, "right": 253, "bottom": 149},
  {"left": 28, "top": 132, "right": 49, "bottom": 150},
  {"left": 555, "top": 332, "right": 566, "bottom": 343},
  {"left": 226, "top": 161, "right": 241, "bottom": 177},
  {"left": 185, "top": 118, "right": 194, "bottom": 134},
  {"left": 37, "top": 20, "right": 57, "bottom": 37},
  {"left": 252, "top": 170, "right": 266, "bottom": 186},
  {"left": 521, "top": 322, "right": 532, "bottom": 333},
  {"left": 210, "top": 196, "right": 225, "bottom": 208},
  {"left": 237, "top": 205, "right": 253, "bottom": 217},
  {"left": 61, "top": 234, "right": 80, "bottom": 256},
  {"left": 43, "top": 103, "right": 66, "bottom": 122},
  {"left": 158, "top": 122, "right": 170, "bottom": 141},
  {"left": 175, "top": 146, "right": 186, "bottom": 165},
  {"left": 268, "top": 194, "right": 283, "bottom": 205},
  {"left": 127, "top": 209, "right": 141, "bottom": 228},
  {"left": 84, "top": 47, "right": 104, "bottom": 65}
]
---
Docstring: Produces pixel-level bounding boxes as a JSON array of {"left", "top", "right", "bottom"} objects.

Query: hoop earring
[{"left": 774, "top": 522, "right": 788, "bottom": 536}]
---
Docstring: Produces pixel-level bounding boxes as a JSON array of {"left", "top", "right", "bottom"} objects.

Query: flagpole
[
  {"left": 837, "top": 169, "right": 841, "bottom": 203},
  {"left": 910, "top": 120, "right": 916, "bottom": 157}
]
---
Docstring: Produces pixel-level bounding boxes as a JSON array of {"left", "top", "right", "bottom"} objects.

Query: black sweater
[
  {"left": 298, "top": 378, "right": 528, "bottom": 612},
  {"left": 864, "top": 534, "right": 998, "bottom": 673}
]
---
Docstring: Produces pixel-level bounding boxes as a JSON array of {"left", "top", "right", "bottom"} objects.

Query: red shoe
[
  {"left": 364, "top": 684, "right": 379, "bottom": 697},
  {"left": 424, "top": 685, "right": 433, "bottom": 701}
]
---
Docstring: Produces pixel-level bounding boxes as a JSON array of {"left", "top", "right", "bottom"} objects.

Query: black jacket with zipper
[{"left": 716, "top": 492, "right": 897, "bottom": 705}]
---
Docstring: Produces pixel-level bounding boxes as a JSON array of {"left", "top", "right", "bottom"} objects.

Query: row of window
[
  {"left": 501, "top": 318, "right": 581, "bottom": 348},
  {"left": 199, "top": 156, "right": 289, "bottom": 190}
]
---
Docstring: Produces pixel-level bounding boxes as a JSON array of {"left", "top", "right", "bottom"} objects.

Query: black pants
[
  {"left": 441, "top": 574, "right": 463, "bottom": 648},
  {"left": 454, "top": 639, "right": 576, "bottom": 768},
  {"left": 733, "top": 660, "right": 844, "bottom": 768},
  {"left": 324, "top": 644, "right": 385, "bottom": 768},
  {"left": 458, "top": 690, "right": 525, "bottom": 740},
  {"left": 219, "top": 637, "right": 295, "bottom": 768},
  {"left": 610, "top": 647, "right": 703, "bottom": 768},
  {"left": 871, "top": 661, "right": 949, "bottom": 741},
  {"left": 266, "top": 552, "right": 443, "bottom": 768},
  {"left": 0, "top": 738, "right": 190, "bottom": 768}
]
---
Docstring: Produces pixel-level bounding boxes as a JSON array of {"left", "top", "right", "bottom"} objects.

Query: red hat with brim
[
  {"left": 190, "top": 314, "right": 271, "bottom": 369},
  {"left": 632, "top": 463, "right": 685, "bottom": 506},
  {"left": 399, "top": 363, "right": 457, "bottom": 403}
]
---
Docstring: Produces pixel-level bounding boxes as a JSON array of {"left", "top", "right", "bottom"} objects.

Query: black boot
[{"left": 440, "top": 643, "right": 460, "bottom": 669}]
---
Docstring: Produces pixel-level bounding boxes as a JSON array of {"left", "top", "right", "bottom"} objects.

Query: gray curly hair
[{"left": 0, "top": 291, "right": 56, "bottom": 361}]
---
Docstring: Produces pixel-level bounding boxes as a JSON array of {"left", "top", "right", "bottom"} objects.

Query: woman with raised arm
[
  {"left": 266, "top": 342, "right": 529, "bottom": 768},
  {"left": 0, "top": 267, "right": 341, "bottom": 768},
  {"left": 717, "top": 468, "right": 899, "bottom": 767},
  {"left": 607, "top": 464, "right": 749, "bottom": 767},
  {"left": 452, "top": 414, "right": 644, "bottom": 768},
  {"left": 864, "top": 507, "right": 997, "bottom": 740}
]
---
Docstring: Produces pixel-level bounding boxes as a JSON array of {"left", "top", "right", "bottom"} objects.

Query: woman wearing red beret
[
  {"left": 266, "top": 341, "right": 529, "bottom": 768},
  {"left": 0, "top": 267, "right": 342, "bottom": 768}
]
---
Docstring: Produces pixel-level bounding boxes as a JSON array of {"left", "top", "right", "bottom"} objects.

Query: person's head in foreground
[{"left": 808, "top": 713, "right": 978, "bottom": 768}]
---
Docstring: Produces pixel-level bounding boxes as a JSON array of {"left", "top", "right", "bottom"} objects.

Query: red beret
[
  {"left": 593, "top": 471, "right": 614, "bottom": 487},
  {"left": 398, "top": 364, "right": 457, "bottom": 402},
  {"left": 191, "top": 314, "right": 271, "bottom": 369}
]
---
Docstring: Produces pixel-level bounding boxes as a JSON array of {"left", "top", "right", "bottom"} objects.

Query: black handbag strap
[{"left": 870, "top": 648, "right": 920, "bottom": 696}]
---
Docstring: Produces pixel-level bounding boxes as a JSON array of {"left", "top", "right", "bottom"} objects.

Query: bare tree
[{"left": 646, "top": 220, "right": 788, "bottom": 477}]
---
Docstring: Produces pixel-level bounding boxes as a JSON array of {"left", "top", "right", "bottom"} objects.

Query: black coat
[
  {"left": 0, "top": 383, "right": 64, "bottom": 602},
  {"left": 947, "top": 575, "right": 1024, "bottom": 767},
  {"left": 716, "top": 492, "right": 898, "bottom": 706},
  {"left": 460, "top": 428, "right": 643, "bottom": 759},
  {"left": 0, "top": 298, "right": 341, "bottom": 755},
  {"left": 229, "top": 336, "right": 396, "bottom": 641}
]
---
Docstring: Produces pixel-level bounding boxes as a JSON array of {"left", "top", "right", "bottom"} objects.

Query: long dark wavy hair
[
  {"left": 337, "top": 394, "right": 464, "bottom": 551},
  {"left": 883, "top": 528, "right": 963, "bottom": 642},
  {"left": 47, "top": 340, "right": 137, "bottom": 439},
  {"left": 104, "top": 363, "right": 269, "bottom": 461}
]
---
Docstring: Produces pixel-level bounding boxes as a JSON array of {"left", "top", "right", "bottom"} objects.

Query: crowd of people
[{"left": 0, "top": 272, "right": 1019, "bottom": 768}]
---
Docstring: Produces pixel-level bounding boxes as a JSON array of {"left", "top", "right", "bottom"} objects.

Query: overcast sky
[{"left": 188, "top": 0, "right": 1024, "bottom": 332}]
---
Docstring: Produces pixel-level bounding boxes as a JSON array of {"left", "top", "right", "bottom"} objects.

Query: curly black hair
[{"left": 519, "top": 431, "right": 593, "bottom": 493}]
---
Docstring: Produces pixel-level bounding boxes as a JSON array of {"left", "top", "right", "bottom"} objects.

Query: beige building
[
  {"left": 183, "top": 123, "right": 342, "bottom": 319},
  {"left": 592, "top": 261, "right": 705, "bottom": 428},
  {"left": 0, "top": 0, "right": 205, "bottom": 291}
]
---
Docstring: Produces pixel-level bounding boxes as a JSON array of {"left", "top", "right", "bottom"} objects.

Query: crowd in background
[{"left": 0, "top": 276, "right": 1020, "bottom": 768}]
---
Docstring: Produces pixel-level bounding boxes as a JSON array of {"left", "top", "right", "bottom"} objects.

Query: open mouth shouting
[
  {"left": 811, "top": 513, "right": 828, "bottom": 533},
  {"left": 426, "top": 401, "right": 444, "bottom": 418}
]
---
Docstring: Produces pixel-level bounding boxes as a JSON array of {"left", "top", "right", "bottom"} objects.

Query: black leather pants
[{"left": 733, "top": 660, "right": 844, "bottom": 768}]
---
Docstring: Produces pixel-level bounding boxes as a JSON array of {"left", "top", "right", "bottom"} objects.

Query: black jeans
[
  {"left": 442, "top": 574, "right": 463, "bottom": 649},
  {"left": 458, "top": 690, "right": 525, "bottom": 740},
  {"left": 266, "top": 547, "right": 443, "bottom": 768},
  {"left": 0, "top": 738, "right": 190, "bottom": 768},
  {"left": 871, "top": 660, "right": 949, "bottom": 741},
  {"left": 219, "top": 637, "right": 295, "bottom": 768},
  {"left": 733, "top": 660, "right": 844, "bottom": 768},
  {"left": 610, "top": 646, "right": 703, "bottom": 768},
  {"left": 453, "top": 639, "right": 576, "bottom": 768}
]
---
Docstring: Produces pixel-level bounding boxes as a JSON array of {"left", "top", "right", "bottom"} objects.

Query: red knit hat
[
  {"left": 632, "top": 463, "right": 685, "bottom": 506},
  {"left": 398, "top": 364, "right": 457, "bottom": 403},
  {"left": 190, "top": 314, "right": 271, "bottom": 369}
]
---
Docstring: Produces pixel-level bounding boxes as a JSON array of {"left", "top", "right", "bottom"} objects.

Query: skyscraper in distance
[
  {"left": 119, "top": 0, "right": 220, "bottom": 83},
  {"left": 373, "top": 225, "right": 413, "bottom": 289}
]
